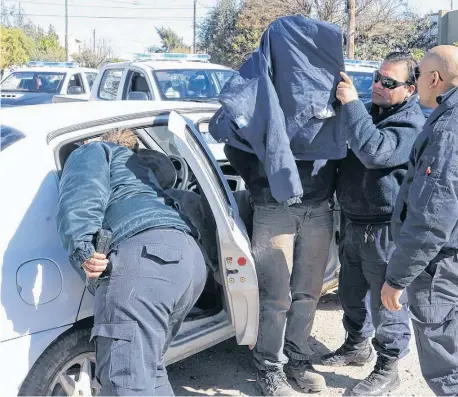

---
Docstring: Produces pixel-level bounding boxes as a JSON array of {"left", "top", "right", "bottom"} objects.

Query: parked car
[
  {"left": 344, "top": 59, "right": 381, "bottom": 104},
  {"left": 0, "top": 100, "right": 340, "bottom": 396},
  {"left": 0, "top": 62, "right": 98, "bottom": 107},
  {"left": 52, "top": 53, "right": 235, "bottom": 105}
]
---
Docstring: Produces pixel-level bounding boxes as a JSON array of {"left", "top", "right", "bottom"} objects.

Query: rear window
[
  {"left": 1, "top": 126, "right": 25, "bottom": 152},
  {"left": 85, "top": 72, "right": 98, "bottom": 89},
  {"left": 98, "top": 69, "right": 123, "bottom": 100}
]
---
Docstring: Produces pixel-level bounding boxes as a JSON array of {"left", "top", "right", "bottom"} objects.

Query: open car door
[{"left": 168, "top": 111, "right": 259, "bottom": 347}]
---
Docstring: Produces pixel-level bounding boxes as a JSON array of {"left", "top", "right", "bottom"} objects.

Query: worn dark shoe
[
  {"left": 321, "top": 339, "right": 374, "bottom": 367},
  {"left": 350, "top": 356, "right": 401, "bottom": 396},
  {"left": 256, "top": 368, "right": 295, "bottom": 396},
  {"left": 284, "top": 358, "right": 326, "bottom": 392}
]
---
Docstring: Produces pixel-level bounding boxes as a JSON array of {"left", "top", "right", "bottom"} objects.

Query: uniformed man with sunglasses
[
  {"left": 381, "top": 45, "right": 458, "bottom": 396},
  {"left": 320, "top": 52, "right": 426, "bottom": 396}
]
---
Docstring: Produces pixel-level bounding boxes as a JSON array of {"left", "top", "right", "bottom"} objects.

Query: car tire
[{"left": 18, "top": 327, "right": 98, "bottom": 396}]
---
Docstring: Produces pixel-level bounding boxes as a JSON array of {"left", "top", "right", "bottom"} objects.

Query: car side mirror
[
  {"left": 68, "top": 86, "right": 83, "bottom": 95},
  {"left": 127, "top": 91, "right": 149, "bottom": 101}
]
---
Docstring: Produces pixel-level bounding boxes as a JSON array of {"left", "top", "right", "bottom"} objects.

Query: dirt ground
[{"left": 168, "top": 291, "right": 433, "bottom": 396}]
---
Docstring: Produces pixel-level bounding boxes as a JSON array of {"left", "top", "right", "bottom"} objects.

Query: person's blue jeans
[{"left": 252, "top": 199, "right": 334, "bottom": 370}]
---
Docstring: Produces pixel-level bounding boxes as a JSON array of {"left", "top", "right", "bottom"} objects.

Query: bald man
[{"left": 381, "top": 45, "right": 458, "bottom": 396}]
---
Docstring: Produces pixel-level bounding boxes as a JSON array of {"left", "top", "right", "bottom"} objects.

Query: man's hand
[
  {"left": 381, "top": 282, "right": 403, "bottom": 311},
  {"left": 82, "top": 252, "right": 108, "bottom": 279},
  {"left": 336, "top": 72, "right": 359, "bottom": 105}
]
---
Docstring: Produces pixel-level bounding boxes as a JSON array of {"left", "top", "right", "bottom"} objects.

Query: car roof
[
  {"left": 345, "top": 64, "right": 378, "bottom": 73},
  {"left": 103, "top": 61, "right": 233, "bottom": 71},
  {"left": 0, "top": 100, "right": 220, "bottom": 142},
  {"left": 10, "top": 67, "right": 98, "bottom": 74}
]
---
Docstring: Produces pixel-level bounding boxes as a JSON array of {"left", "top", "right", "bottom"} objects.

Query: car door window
[
  {"left": 98, "top": 69, "right": 123, "bottom": 100},
  {"left": 68, "top": 73, "right": 85, "bottom": 94},
  {"left": 85, "top": 72, "right": 98, "bottom": 90},
  {"left": 125, "top": 71, "right": 153, "bottom": 100}
]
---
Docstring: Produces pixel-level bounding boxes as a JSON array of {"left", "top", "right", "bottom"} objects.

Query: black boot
[
  {"left": 321, "top": 338, "right": 374, "bottom": 367},
  {"left": 256, "top": 368, "right": 295, "bottom": 396},
  {"left": 350, "top": 355, "right": 401, "bottom": 396}
]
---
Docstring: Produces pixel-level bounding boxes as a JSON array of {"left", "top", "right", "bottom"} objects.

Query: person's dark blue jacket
[
  {"left": 387, "top": 87, "right": 458, "bottom": 290},
  {"left": 337, "top": 94, "right": 425, "bottom": 223},
  {"left": 210, "top": 15, "right": 345, "bottom": 205},
  {"left": 57, "top": 142, "right": 193, "bottom": 276}
]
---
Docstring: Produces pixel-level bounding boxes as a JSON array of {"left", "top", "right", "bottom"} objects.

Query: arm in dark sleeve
[
  {"left": 386, "top": 131, "right": 458, "bottom": 289},
  {"left": 57, "top": 143, "right": 111, "bottom": 272},
  {"left": 344, "top": 100, "right": 423, "bottom": 169}
]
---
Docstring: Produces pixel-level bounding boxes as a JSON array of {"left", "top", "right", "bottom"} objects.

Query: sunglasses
[{"left": 374, "top": 70, "right": 412, "bottom": 90}]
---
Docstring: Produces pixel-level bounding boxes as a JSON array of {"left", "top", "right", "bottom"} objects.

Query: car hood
[{"left": 1, "top": 92, "right": 55, "bottom": 107}]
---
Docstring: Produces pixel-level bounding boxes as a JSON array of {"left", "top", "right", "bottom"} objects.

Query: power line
[
  {"left": 10, "top": 12, "right": 206, "bottom": 20},
  {"left": 4, "top": 0, "right": 211, "bottom": 10}
]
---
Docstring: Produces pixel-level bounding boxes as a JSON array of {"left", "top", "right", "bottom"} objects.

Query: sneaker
[
  {"left": 256, "top": 368, "right": 295, "bottom": 396},
  {"left": 284, "top": 358, "right": 326, "bottom": 392},
  {"left": 321, "top": 339, "right": 374, "bottom": 367},
  {"left": 350, "top": 356, "right": 401, "bottom": 396}
]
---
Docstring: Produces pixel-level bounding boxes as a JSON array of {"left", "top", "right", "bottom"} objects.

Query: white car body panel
[{"left": 0, "top": 100, "right": 258, "bottom": 395}]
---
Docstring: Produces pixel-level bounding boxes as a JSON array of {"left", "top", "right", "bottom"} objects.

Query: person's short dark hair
[{"left": 383, "top": 51, "right": 418, "bottom": 86}]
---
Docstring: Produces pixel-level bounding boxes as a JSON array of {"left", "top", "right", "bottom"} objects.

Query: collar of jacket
[
  {"left": 369, "top": 94, "right": 419, "bottom": 123},
  {"left": 425, "top": 87, "right": 458, "bottom": 128}
]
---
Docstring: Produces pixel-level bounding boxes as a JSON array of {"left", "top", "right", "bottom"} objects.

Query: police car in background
[
  {"left": 85, "top": 53, "right": 234, "bottom": 104},
  {"left": 0, "top": 62, "right": 98, "bottom": 107},
  {"left": 344, "top": 59, "right": 381, "bottom": 104}
]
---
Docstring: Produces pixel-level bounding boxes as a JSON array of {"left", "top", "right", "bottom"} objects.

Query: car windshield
[
  {"left": 153, "top": 69, "right": 234, "bottom": 101},
  {"left": 347, "top": 71, "right": 374, "bottom": 98},
  {"left": 1, "top": 71, "right": 65, "bottom": 93}
]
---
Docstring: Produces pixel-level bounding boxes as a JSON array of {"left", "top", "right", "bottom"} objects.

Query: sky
[{"left": 3, "top": 0, "right": 456, "bottom": 60}]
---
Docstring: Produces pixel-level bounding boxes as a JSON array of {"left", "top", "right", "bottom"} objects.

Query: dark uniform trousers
[
  {"left": 339, "top": 221, "right": 411, "bottom": 358},
  {"left": 91, "top": 228, "right": 207, "bottom": 396},
  {"left": 407, "top": 249, "right": 458, "bottom": 396}
]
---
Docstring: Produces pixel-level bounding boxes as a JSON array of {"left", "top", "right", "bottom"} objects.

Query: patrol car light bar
[
  {"left": 133, "top": 53, "right": 211, "bottom": 62},
  {"left": 344, "top": 59, "right": 381, "bottom": 68},
  {"left": 28, "top": 61, "right": 80, "bottom": 68}
]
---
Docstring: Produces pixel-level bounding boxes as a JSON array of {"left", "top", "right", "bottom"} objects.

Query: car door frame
[
  {"left": 48, "top": 107, "right": 259, "bottom": 347},
  {"left": 121, "top": 67, "right": 156, "bottom": 100}
]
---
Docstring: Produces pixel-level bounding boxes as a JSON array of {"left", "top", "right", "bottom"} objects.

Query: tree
[
  {"left": 71, "top": 39, "right": 116, "bottom": 68},
  {"left": 30, "top": 24, "right": 66, "bottom": 62},
  {"left": 197, "top": 0, "right": 239, "bottom": 66},
  {"left": 354, "top": 11, "right": 437, "bottom": 60},
  {"left": 155, "top": 26, "right": 190, "bottom": 52},
  {"left": 1, "top": 26, "right": 34, "bottom": 69},
  {"left": 198, "top": 0, "right": 435, "bottom": 68},
  {"left": 146, "top": 45, "right": 163, "bottom": 53}
]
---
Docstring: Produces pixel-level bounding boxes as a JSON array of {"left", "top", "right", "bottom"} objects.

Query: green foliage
[
  {"left": 198, "top": 0, "right": 438, "bottom": 68},
  {"left": 1, "top": 26, "right": 34, "bottom": 69},
  {"left": 155, "top": 26, "right": 190, "bottom": 53}
]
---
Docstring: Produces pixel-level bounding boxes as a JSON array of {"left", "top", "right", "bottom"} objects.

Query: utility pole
[
  {"left": 65, "top": 0, "right": 69, "bottom": 61},
  {"left": 346, "top": 0, "right": 356, "bottom": 59},
  {"left": 193, "top": 0, "right": 197, "bottom": 53},
  {"left": 93, "top": 29, "right": 96, "bottom": 53}
]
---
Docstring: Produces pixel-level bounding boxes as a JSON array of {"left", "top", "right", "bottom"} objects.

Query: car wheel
[{"left": 18, "top": 327, "right": 100, "bottom": 396}]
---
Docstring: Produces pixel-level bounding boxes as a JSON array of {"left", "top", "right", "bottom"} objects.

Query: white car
[
  {"left": 0, "top": 101, "right": 340, "bottom": 396},
  {"left": 1, "top": 62, "right": 98, "bottom": 107},
  {"left": 344, "top": 59, "right": 380, "bottom": 104},
  {"left": 88, "top": 53, "right": 234, "bottom": 103}
]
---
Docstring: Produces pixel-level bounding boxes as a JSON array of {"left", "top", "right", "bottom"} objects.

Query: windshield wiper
[
  {"left": 1, "top": 88, "right": 38, "bottom": 93},
  {"left": 180, "top": 98, "right": 219, "bottom": 103}
]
